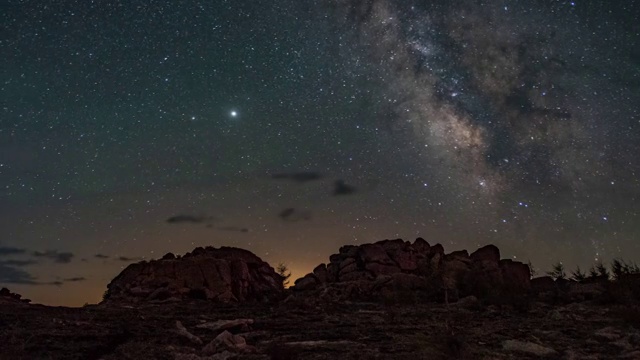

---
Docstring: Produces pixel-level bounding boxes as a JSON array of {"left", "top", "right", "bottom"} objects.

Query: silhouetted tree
[
  {"left": 571, "top": 266, "right": 586, "bottom": 282},
  {"left": 596, "top": 262, "right": 610, "bottom": 279},
  {"left": 547, "top": 262, "right": 566, "bottom": 280},
  {"left": 588, "top": 265, "right": 599, "bottom": 279},
  {"left": 611, "top": 259, "right": 625, "bottom": 280},
  {"left": 276, "top": 262, "right": 291, "bottom": 287},
  {"left": 611, "top": 258, "right": 640, "bottom": 280}
]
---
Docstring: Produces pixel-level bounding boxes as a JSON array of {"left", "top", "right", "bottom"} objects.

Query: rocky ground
[
  {"left": 1, "top": 296, "right": 639, "bottom": 360},
  {"left": 3, "top": 241, "right": 639, "bottom": 359}
]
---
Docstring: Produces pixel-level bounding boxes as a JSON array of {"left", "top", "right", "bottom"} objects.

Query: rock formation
[
  {"left": 103, "top": 246, "right": 285, "bottom": 304},
  {"left": 0, "top": 287, "right": 30, "bottom": 304},
  {"left": 292, "top": 238, "right": 531, "bottom": 303}
]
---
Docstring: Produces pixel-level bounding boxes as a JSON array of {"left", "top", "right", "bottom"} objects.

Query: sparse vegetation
[
  {"left": 549, "top": 259, "right": 640, "bottom": 284},
  {"left": 527, "top": 260, "right": 537, "bottom": 278},
  {"left": 596, "top": 262, "right": 610, "bottom": 279},
  {"left": 611, "top": 258, "right": 640, "bottom": 280},
  {"left": 571, "top": 266, "right": 586, "bottom": 282},
  {"left": 276, "top": 263, "right": 291, "bottom": 287},
  {"left": 547, "top": 262, "right": 566, "bottom": 280}
]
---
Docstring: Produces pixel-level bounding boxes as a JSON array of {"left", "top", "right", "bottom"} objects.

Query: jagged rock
[
  {"left": 341, "top": 271, "right": 374, "bottom": 282},
  {"left": 412, "top": 237, "right": 431, "bottom": 253},
  {"left": 162, "top": 252, "right": 176, "bottom": 260},
  {"left": 364, "top": 262, "right": 400, "bottom": 275},
  {"left": 338, "top": 258, "right": 358, "bottom": 276},
  {"left": 470, "top": 244, "right": 500, "bottom": 263},
  {"left": 500, "top": 259, "right": 531, "bottom": 291},
  {"left": 430, "top": 243, "right": 445, "bottom": 255},
  {"left": 0, "top": 288, "right": 31, "bottom": 304},
  {"left": 430, "top": 252, "right": 443, "bottom": 272},
  {"left": 202, "top": 330, "right": 255, "bottom": 355},
  {"left": 175, "top": 320, "right": 202, "bottom": 345},
  {"left": 104, "top": 246, "right": 284, "bottom": 304},
  {"left": 446, "top": 250, "right": 470, "bottom": 263},
  {"left": 390, "top": 251, "right": 418, "bottom": 271},
  {"left": 313, "top": 264, "right": 328, "bottom": 283},
  {"left": 357, "top": 244, "right": 394, "bottom": 265},
  {"left": 294, "top": 274, "right": 319, "bottom": 291},
  {"left": 378, "top": 239, "right": 407, "bottom": 253},
  {"left": 384, "top": 273, "right": 429, "bottom": 290},
  {"left": 291, "top": 239, "right": 530, "bottom": 304}
]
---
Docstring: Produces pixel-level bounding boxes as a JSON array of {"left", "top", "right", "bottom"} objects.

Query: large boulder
[
  {"left": 499, "top": 259, "right": 531, "bottom": 291},
  {"left": 470, "top": 244, "right": 500, "bottom": 263},
  {"left": 103, "top": 246, "right": 284, "bottom": 304}
]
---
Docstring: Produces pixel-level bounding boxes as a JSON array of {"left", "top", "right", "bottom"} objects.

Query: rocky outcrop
[
  {"left": 0, "top": 287, "right": 30, "bottom": 304},
  {"left": 103, "top": 246, "right": 285, "bottom": 304},
  {"left": 291, "top": 239, "right": 531, "bottom": 303}
]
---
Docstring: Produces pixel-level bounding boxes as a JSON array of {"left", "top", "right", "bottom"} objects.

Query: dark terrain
[
  {"left": 1, "top": 239, "right": 639, "bottom": 360},
  {"left": 1, "top": 297, "right": 639, "bottom": 359}
]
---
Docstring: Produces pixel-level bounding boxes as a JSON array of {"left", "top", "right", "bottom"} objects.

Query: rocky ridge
[
  {"left": 0, "top": 287, "right": 30, "bottom": 304},
  {"left": 292, "top": 238, "right": 531, "bottom": 303},
  {"left": 103, "top": 246, "right": 285, "bottom": 304}
]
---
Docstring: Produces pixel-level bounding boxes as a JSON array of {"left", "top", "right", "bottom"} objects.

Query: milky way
[
  {"left": 332, "top": 0, "right": 639, "bottom": 199},
  {"left": 1, "top": 0, "right": 639, "bottom": 305}
]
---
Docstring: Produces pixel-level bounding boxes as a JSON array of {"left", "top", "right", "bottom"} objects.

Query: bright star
[{"left": 230, "top": 110, "right": 238, "bottom": 117}]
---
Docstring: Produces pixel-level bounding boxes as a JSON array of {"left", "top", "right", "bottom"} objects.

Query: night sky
[{"left": 1, "top": 0, "right": 639, "bottom": 306}]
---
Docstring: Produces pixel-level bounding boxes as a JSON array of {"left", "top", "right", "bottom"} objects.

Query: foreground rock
[
  {"left": 292, "top": 239, "right": 531, "bottom": 303},
  {"left": 1, "top": 298, "right": 639, "bottom": 359},
  {"left": 103, "top": 247, "right": 285, "bottom": 304}
]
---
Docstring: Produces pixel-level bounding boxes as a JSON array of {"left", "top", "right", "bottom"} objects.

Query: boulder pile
[
  {"left": 103, "top": 246, "right": 285, "bottom": 304},
  {"left": 292, "top": 238, "right": 530, "bottom": 303},
  {"left": 0, "top": 287, "right": 30, "bottom": 304}
]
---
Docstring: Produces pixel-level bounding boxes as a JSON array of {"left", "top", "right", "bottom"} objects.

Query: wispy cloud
[
  {"left": 0, "top": 259, "right": 37, "bottom": 267},
  {"left": 33, "top": 250, "right": 74, "bottom": 264},
  {"left": 117, "top": 256, "right": 143, "bottom": 262},
  {"left": 0, "top": 263, "right": 38, "bottom": 285},
  {"left": 0, "top": 246, "right": 27, "bottom": 256}
]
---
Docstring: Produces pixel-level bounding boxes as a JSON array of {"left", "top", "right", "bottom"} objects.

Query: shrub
[
  {"left": 547, "top": 262, "right": 566, "bottom": 280},
  {"left": 611, "top": 258, "right": 640, "bottom": 280},
  {"left": 276, "top": 263, "right": 291, "bottom": 287},
  {"left": 571, "top": 266, "right": 586, "bottom": 282},
  {"left": 596, "top": 262, "right": 610, "bottom": 279}
]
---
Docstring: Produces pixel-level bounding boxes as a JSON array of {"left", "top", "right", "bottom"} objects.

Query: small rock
[
  {"left": 594, "top": 327, "right": 622, "bottom": 341},
  {"left": 455, "top": 295, "right": 478, "bottom": 308},
  {"left": 202, "top": 330, "right": 254, "bottom": 355},
  {"left": 502, "top": 339, "right": 557, "bottom": 356},
  {"left": 176, "top": 320, "right": 202, "bottom": 345}
]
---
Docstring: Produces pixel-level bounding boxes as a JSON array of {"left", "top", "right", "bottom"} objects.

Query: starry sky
[{"left": 1, "top": 0, "right": 639, "bottom": 306}]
